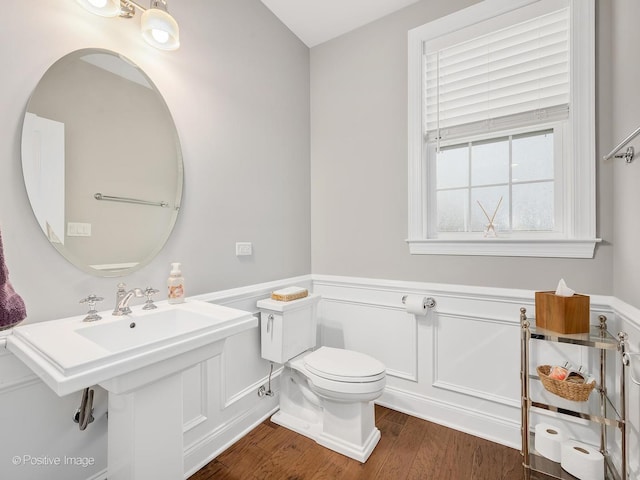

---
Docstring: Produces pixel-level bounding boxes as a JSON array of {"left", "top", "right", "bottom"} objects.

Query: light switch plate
[{"left": 235, "top": 242, "right": 252, "bottom": 256}]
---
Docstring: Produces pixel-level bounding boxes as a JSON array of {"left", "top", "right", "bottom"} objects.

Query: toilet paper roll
[
  {"left": 404, "top": 295, "right": 429, "bottom": 316},
  {"left": 561, "top": 440, "right": 604, "bottom": 480},
  {"left": 534, "top": 423, "right": 567, "bottom": 462}
]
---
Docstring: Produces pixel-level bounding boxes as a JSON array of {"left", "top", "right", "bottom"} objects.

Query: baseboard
[
  {"left": 223, "top": 365, "right": 283, "bottom": 409},
  {"left": 183, "top": 398, "right": 279, "bottom": 478},
  {"left": 378, "top": 386, "right": 521, "bottom": 449}
]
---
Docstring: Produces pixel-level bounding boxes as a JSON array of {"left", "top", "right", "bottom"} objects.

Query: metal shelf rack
[{"left": 520, "top": 308, "right": 628, "bottom": 480}]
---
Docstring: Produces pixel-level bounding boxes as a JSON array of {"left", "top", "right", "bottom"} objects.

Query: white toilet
[{"left": 257, "top": 294, "right": 386, "bottom": 463}]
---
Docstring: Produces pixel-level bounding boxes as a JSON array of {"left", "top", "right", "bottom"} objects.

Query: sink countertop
[{"left": 6, "top": 299, "right": 257, "bottom": 396}]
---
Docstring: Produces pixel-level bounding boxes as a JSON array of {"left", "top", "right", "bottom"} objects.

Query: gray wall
[
  {"left": 1, "top": 0, "right": 310, "bottom": 323},
  {"left": 310, "top": 0, "right": 615, "bottom": 295},
  {"left": 2, "top": 1, "right": 633, "bottom": 314},
  {"left": 611, "top": 0, "right": 640, "bottom": 307}
]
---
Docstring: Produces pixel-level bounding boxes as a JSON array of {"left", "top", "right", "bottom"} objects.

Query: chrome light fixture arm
[
  {"left": 75, "top": 0, "right": 180, "bottom": 51},
  {"left": 119, "top": 0, "right": 166, "bottom": 16}
]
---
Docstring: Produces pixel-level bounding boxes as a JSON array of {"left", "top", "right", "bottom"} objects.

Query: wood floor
[{"left": 189, "top": 405, "right": 539, "bottom": 480}]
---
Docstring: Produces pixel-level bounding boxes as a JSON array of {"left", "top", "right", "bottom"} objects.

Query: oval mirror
[{"left": 21, "top": 49, "right": 183, "bottom": 277}]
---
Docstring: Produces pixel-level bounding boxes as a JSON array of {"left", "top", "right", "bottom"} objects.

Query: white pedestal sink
[{"left": 7, "top": 299, "right": 257, "bottom": 480}]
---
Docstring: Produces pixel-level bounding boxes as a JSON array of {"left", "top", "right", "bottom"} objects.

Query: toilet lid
[{"left": 304, "top": 347, "right": 385, "bottom": 382}]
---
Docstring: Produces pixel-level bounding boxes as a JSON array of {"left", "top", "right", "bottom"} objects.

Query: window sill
[{"left": 406, "top": 238, "right": 601, "bottom": 258}]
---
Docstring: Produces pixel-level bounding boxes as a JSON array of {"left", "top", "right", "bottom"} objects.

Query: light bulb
[
  {"left": 141, "top": 7, "right": 180, "bottom": 50},
  {"left": 151, "top": 29, "right": 170, "bottom": 44},
  {"left": 76, "top": 0, "right": 120, "bottom": 17}
]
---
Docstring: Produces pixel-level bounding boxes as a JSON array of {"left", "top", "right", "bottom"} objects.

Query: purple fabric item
[{"left": 0, "top": 228, "right": 26, "bottom": 329}]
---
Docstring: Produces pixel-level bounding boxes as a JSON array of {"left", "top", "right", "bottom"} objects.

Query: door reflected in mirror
[{"left": 21, "top": 49, "right": 183, "bottom": 277}]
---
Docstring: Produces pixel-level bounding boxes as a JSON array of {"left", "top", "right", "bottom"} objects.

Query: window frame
[{"left": 407, "top": 0, "right": 598, "bottom": 258}]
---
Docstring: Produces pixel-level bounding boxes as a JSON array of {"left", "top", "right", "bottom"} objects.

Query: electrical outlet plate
[
  {"left": 67, "top": 222, "right": 92, "bottom": 237},
  {"left": 235, "top": 242, "right": 252, "bottom": 256}
]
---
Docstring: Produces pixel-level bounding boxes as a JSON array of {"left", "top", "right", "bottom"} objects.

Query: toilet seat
[
  {"left": 288, "top": 347, "right": 386, "bottom": 401},
  {"left": 304, "top": 347, "right": 385, "bottom": 383}
]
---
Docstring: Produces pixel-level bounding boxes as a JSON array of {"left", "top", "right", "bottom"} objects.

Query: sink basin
[
  {"left": 7, "top": 299, "right": 257, "bottom": 396},
  {"left": 78, "top": 306, "right": 231, "bottom": 354}
]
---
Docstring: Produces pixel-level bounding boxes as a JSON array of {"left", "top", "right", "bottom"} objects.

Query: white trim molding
[
  {"left": 379, "top": 385, "right": 521, "bottom": 449},
  {"left": 407, "top": 238, "right": 601, "bottom": 258},
  {"left": 189, "top": 274, "right": 313, "bottom": 305}
]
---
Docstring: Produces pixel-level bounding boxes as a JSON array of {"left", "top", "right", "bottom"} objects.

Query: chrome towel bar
[
  {"left": 94, "top": 193, "right": 169, "bottom": 208},
  {"left": 603, "top": 125, "right": 640, "bottom": 162},
  {"left": 622, "top": 351, "right": 640, "bottom": 386}
]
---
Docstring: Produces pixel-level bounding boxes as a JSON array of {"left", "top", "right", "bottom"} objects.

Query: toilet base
[
  {"left": 270, "top": 354, "right": 384, "bottom": 463},
  {"left": 271, "top": 409, "right": 381, "bottom": 463}
]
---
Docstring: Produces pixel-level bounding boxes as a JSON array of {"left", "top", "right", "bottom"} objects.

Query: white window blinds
[{"left": 425, "top": 7, "right": 569, "bottom": 143}]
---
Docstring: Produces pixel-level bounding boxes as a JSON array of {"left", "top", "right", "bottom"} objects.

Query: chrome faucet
[
  {"left": 113, "top": 283, "right": 127, "bottom": 315},
  {"left": 112, "top": 283, "right": 144, "bottom": 316}
]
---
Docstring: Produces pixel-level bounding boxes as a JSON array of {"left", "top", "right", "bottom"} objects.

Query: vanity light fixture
[{"left": 75, "top": 0, "right": 180, "bottom": 51}]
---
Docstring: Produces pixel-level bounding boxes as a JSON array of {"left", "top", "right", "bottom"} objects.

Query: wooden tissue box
[{"left": 535, "top": 291, "right": 590, "bottom": 334}]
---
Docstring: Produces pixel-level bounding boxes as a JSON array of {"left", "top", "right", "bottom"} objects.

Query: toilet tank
[{"left": 256, "top": 294, "right": 321, "bottom": 364}]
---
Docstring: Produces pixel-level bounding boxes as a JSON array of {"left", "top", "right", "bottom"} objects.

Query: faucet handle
[
  {"left": 142, "top": 287, "right": 160, "bottom": 310},
  {"left": 113, "top": 283, "right": 127, "bottom": 315},
  {"left": 80, "top": 294, "right": 104, "bottom": 322}
]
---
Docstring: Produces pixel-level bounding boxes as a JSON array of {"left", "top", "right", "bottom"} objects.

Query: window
[
  {"left": 436, "top": 130, "right": 556, "bottom": 234},
  {"left": 407, "top": 0, "right": 598, "bottom": 258}
]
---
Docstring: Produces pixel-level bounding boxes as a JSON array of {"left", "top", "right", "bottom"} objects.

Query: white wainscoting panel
[
  {"left": 312, "top": 275, "right": 619, "bottom": 450},
  {"left": 0, "top": 348, "right": 108, "bottom": 480},
  {"left": 432, "top": 312, "right": 520, "bottom": 407},
  {"left": 610, "top": 298, "right": 640, "bottom": 478},
  {"left": 0, "top": 346, "right": 39, "bottom": 395},
  {"left": 182, "top": 275, "right": 312, "bottom": 477},
  {"left": 2, "top": 275, "right": 638, "bottom": 480},
  {"left": 183, "top": 362, "right": 208, "bottom": 433},
  {"left": 221, "top": 328, "right": 266, "bottom": 407},
  {"left": 312, "top": 275, "right": 531, "bottom": 448},
  {"left": 320, "top": 299, "right": 418, "bottom": 381}
]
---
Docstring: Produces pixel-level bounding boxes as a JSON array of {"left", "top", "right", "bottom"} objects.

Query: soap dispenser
[{"left": 168, "top": 262, "right": 185, "bottom": 304}]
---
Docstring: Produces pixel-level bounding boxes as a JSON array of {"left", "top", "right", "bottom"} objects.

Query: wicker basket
[{"left": 537, "top": 365, "right": 596, "bottom": 402}]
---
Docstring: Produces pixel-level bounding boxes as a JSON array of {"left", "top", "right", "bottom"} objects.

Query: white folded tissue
[{"left": 555, "top": 278, "right": 575, "bottom": 297}]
